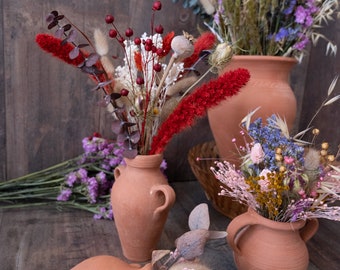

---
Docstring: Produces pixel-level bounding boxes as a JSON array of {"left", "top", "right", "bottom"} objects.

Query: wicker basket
[{"left": 188, "top": 141, "right": 247, "bottom": 219}]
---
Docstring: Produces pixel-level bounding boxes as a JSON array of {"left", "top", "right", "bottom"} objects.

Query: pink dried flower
[{"left": 250, "top": 143, "right": 265, "bottom": 164}]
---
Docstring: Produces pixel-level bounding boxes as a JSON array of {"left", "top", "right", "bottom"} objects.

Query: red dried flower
[
  {"left": 35, "top": 33, "right": 113, "bottom": 95},
  {"left": 149, "top": 68, "right": 250, "bottom": 154},
  {"left": 183, "top": 32, "right": 216, "bottom": 68},
  {"left": 35, "top": 33, "right": 85, "bottom": 66},
  {"left": 158, "top": 31, "right": 175, "bottom": 58},
  {"left": 134, "top": 51, "right": 143, "bottom": 71}
]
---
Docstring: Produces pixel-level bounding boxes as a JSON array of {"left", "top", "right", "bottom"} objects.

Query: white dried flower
[
  {"left": 199, "top": 0, "right": 216, "bottom": 15},
  {"left": 250, "top": 143, "right": 265, "bottom": 164},
  {"left": 100, "top": 55, "right": 115, "bottom": 75},
  {"left": 93, "top": 28, "right": 109, "bottom": 56},
  {"left": 304, "top": 148, "right": 321, "bottom": 171}
]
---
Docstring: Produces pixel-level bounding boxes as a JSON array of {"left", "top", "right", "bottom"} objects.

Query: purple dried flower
[
  {"left": 93, "top": 206, "right": 113, "bottom": 220},
  {"left": 283, "top": 0, "right": 297, "bottom": 15},
  {"left": 77, "top": 168, "right": 88, "bottom": 180},
  {"left": 82, "top": 137, "right": 98, "bottom": 153},
  {"left": 57, "top": 188, "right": 72, "bottom": 201},
  {"left": 274, "top": 28, "right": 289, "bottom": 42},
  {"left": 66, "top": 172, "right": 77, "bottom": 187},
  {"left": 108, "top": 157, "right": 122, "bottom": 167},
  {"left": 87, "top": 177, "right": 99, "bottom": 203},
  {"left": 293, "top": 35, "right": 309, "bottom": 51},
  {"left": 295, "top": 6, "right": 308, "bottom": 24}
]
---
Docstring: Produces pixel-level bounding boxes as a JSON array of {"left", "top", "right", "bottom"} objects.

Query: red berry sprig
[{"left": 152, "top": 1, "right": 162, "bottom": 11}]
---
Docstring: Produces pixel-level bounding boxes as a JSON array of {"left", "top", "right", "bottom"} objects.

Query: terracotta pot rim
[
  {"left": 125, "top": 153, "right": 164, "bottom": 167},
  {"left": 247, "top": 207, "right": 306, "bottom": 230},
  {"left": 232, "top": 55, "right": 298, "bottom": 63}
]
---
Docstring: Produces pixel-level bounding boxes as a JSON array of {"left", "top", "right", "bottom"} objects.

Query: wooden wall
[{"left": 0, "top": 0, "right": 339, "bottom": 182}]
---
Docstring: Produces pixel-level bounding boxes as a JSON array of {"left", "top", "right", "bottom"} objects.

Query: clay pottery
[
  {"left": 111, "top": 154, "right": 176, "bottom": 262},
  {"left": 71, "top": 255, "right": 152, "bottom": 270},
  {"left": 227, "top": 207, "right": 319, "bottom": 270},
  {"left": 208, "top": 55, "right": 297, "bottom": 168}
]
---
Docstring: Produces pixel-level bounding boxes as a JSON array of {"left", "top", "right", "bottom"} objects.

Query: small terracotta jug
[
  {"left": 71, "top": 255, "right": 152, "bottom": 270},
  {"left": 111, "top": 154, "right": 176, "bottom": 262},
  {"left": 227, "top": 207, "right": 319, "bottom": 270}
]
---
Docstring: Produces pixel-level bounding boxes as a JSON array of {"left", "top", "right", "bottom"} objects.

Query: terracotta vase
[
  {"left": 208, "top": 55, "right": 297, "bottom": 167},
  {"left": 227, "top": 208, "right": 319, "bottom": 270},
  {"left": 71, "top": 255, "right": 152, "bottom": 270},
  {"left": 111, "top": 154, "right": 176, "bottom": 262}
]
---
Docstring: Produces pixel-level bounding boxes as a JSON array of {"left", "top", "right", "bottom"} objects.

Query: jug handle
[
  {"left": 114, "top": 164, "right": 125, "bottom": 179},
  {"left": 226, "top": 209, "right": 257, "bottom": 255},
  {"left": 151, "top": 184, "right": 176, "bottom": 219},
  {"left": 300, "top": 219, "right": 319, "bottom": 242}
]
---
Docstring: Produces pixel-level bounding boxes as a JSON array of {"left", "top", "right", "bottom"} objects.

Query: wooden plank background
[{"left": 0, "top": 0, "right": 339, "bottom": 182}]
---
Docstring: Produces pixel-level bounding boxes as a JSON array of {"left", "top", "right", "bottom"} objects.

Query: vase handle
[
  {"left": 226, "top": 209, "right": 258, "bottom": 255},
  {"left": 150, "top": 184, "right": 176, "bottom": 219},
  {"left": 114, "top": 165, "right": 125, "bottom": 179},
  {"left": 300, "top": 219, "right": 319, "bottom": 242}
]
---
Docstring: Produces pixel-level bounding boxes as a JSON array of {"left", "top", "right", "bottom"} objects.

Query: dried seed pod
[
  {"left": 171, "top": 35, "right": 194, "bottom": 59},
  {"left": 209, "top": 42, "right": 233, "bottom": 72}
]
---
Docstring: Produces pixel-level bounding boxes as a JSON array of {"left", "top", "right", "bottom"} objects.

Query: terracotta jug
[
  {"left": 71, "top": 255, "right": 152, "bottom": 270},
  {"left": 208, "top": 56, "right": 297, "bottom": 168},
  {"left": 111, "top": 154, "right": 176, "bottom": 262},
  {"left": 227, "top": 208, "right": 319, "bottom": 270}
]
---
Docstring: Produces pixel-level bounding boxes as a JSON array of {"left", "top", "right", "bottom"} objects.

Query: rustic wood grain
[
  {"left": 1, "top": 0, "right": 339, "bottom": 181},
  {"left": 0, "top": 0, "right": 6, "bottom": 180},
  {"left": 298, "top": 19, "right": 340, "bottom": 152},
  {"left": 0, "top": 0, "right": 205, "bottom": 181},
  {"left": 1, "top": 181, "right": 337, "bottom": 270},
  {"left": 2, "top": 0, "right": 339, "bottom": 181}
]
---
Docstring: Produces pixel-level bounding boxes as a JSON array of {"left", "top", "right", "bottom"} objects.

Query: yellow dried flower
[
  {"left": 320, "top": 149, "right": 328, "bottom": 156},
  {"left": 275, "top": 153, "right": 283, "bottom": 161},
  {"left": 279, "top": 166, "right": 286, "bottom": 172},
  {"left": 312, "top": 128, "right": 320, "bottom": 135},
  {"left": 327, "top": 155, "right": 335, "bottom": 162},
  {"left": 153, "top": 107, "right": 159, "bottom": 115},
  {"left": 321, "top": 142, "right": 329, "bottom": 150}
]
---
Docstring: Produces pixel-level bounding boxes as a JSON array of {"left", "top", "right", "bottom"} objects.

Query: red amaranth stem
[
  {"left": 35, "top": 33, "right": 114, "bottom": 96},
  {"left": 149, "top": 68, "right": 250, "bottom": 155}
]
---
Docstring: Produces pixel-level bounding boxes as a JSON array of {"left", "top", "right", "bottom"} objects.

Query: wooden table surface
[{"left": 0, "top": 181, "right": 338, "bottom": 270}]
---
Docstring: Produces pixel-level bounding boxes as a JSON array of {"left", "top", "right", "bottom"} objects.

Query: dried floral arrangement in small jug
[
  {"left": 36, "top": 0, "right": 250, "bottom": 159},
  {"left": 211, "top": 76, "right": 340, "bottom": 222}
]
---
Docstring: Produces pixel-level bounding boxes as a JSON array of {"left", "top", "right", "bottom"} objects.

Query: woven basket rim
[{"left": 188, "top": 141, "right": 247, "bottom": 219}]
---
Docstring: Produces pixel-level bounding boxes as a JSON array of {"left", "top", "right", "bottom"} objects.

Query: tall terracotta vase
[
  {"left": 227, "top": 208, "right": 319, "bottom": 270},
  {"left": 208, "top": 56, "right": 297, "bottom": 167},
  {"left": 111, "top": 154, "right": 176, "bottom": 262}
]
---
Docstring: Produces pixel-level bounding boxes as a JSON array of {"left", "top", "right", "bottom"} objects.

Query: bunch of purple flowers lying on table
[{"left": 0, "top": 133, "right": 137, "bottom": 220}]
